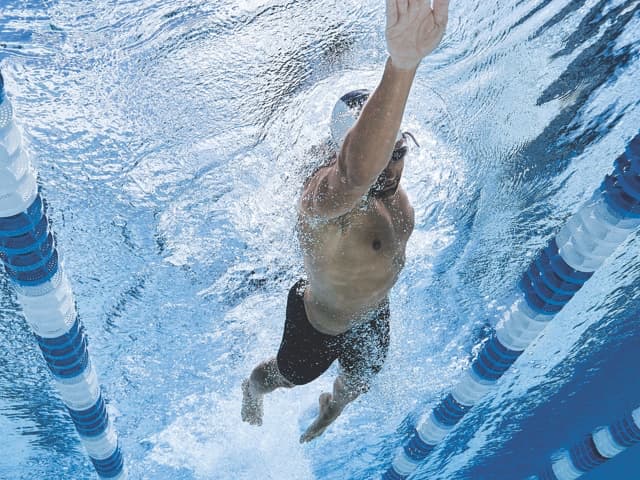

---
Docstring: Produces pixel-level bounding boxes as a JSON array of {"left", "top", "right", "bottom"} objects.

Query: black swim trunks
[{"left": 276, "top": 279, "right": 390, "bottom": 392}]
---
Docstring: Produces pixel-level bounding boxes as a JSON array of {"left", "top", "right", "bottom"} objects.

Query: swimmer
[{"left": 242, "top": 0, "right": 450, "bottom": 442}]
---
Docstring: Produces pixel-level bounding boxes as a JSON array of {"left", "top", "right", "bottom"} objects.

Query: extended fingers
[
  {"left": 433, "top": 0, "right": 450, "bottom": 27},
  {"left": 407, "top": 0, "right": 447, "bottom": 25},
  {"left": 386, "top": 0, "right": 410, "bottom": 26},
  {"left": 407, "top": 0, "right": 424, "bottom": 12},
  {"left": 385, "top": 0, "right": 398, "bottom": 25}
]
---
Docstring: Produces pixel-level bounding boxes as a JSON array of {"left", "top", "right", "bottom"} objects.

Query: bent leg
[
  {"left": 299, "top": 373, "right": 366, "bottom": 443},
  {"left": 249, "top": 357, "right": 294, "bottom": 395},
  {"left": 242, "top": 357, "right": 294, "bottom": 426},
  {"left": 300, "top": 304, "right": 390, "bottom": 442},
  {"left": 242, "top": 278, "right": 340, "bottom": 426}
]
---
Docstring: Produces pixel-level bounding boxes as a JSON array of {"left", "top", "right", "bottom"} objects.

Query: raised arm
[{"left": 300, "top": 0, "right": 449, "bottom": 219}]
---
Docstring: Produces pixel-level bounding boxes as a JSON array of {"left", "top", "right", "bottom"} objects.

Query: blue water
[{"left": 1, "top": 0, "right": 639, "bottom": 479}]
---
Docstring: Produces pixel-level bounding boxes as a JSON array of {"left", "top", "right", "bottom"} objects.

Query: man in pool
[{"left": 242, "top": 0, "right": 450, "bottom": 442}]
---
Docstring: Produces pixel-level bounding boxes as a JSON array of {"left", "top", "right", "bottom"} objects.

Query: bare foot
[
  {"left": 300, "top": 392, "right": 342, "bottom": 443},
  {"left": 241, "top": 379, "right": 263, "bottom": 426}
]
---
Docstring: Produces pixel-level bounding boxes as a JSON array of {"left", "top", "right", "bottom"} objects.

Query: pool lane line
[
  {"left": 526, "top": 406, "right": 640, "bottom": 480},
  {"left": 382, "top": 132, "right": 640, "bottom": 480},
  {"left": 0, "top": 71, "right": 126, "bottom": 479}
]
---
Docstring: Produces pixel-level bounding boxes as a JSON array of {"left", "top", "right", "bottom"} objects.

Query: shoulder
[{"left": 298, "top": 153, "right": 364, "bottom": 220}]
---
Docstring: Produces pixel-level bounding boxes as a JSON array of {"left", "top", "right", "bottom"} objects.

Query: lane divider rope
[
  {"left": 0, "top": 72, "right": 126, "bottom": 479},
  {"left": 526, "top": 406, "right": 640, "bottom": 480},
  {"left": 383, "top": 131, "right": 640, "bottom": 479}
]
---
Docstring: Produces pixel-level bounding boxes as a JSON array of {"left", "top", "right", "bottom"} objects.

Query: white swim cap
[{"left": 330, "top": 89, "right": 402, "bottom": 147}]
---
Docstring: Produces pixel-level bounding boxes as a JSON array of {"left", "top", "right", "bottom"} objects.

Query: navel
[{"left": 372, "top": 239, "right": 382, "bottom": 250}]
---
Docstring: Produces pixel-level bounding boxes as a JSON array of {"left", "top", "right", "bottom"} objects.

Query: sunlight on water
[{"left": 1, "top": 0, "right": 639, "bottom": 479}]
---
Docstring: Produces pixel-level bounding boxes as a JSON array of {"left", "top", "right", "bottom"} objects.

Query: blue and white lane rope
[
  {"left": 526, "top": 406, "right": 640, "bottom": 480},
  {"left": 0, "top": 73, "right": 126, "bottom": 479},
  {"left": 383, "top": 132, "right": 640, "bottom": 480}
]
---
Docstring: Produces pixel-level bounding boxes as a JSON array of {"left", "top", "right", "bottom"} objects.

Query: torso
[{"left": 297, "top": 186, "right": 414, "bottom": 335}]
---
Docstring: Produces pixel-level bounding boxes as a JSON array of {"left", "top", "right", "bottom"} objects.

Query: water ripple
[{"left": 1, "top": 0, "right": 639, "bottom": 478}]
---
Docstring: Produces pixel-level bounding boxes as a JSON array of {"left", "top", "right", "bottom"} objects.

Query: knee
[
  {"left": 271, "top": 359, "right": 296, "bottom": 388},
  {"left": 249, "top": 361, "right": 269, "bottom": 384},
  {"left": 251, "top": 358, "right": 294, "bottom": 389}
]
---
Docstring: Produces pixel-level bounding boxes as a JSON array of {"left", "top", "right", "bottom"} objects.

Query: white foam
[{"left": 148, "top": 392, "right": 314, "bottom": 480}]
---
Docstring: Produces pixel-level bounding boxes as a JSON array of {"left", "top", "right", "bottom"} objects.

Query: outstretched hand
[{"left": 385, "top": 0, "right": 450, "bottom": 70}]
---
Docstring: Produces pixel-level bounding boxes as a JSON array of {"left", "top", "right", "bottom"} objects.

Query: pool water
[{"left": 1, "top": 0, "right": 639, "bottom": 479}]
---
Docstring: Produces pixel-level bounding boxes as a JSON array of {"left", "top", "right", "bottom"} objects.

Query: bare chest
[
  {"left": 334, "top": 204, "right": 407, "bottom": 263},
  {"left": 298, "top": 195, "right": 413, "bottom": 282},
  {"left": 296, "top": 193, "right": 414, "bottom": 333}
]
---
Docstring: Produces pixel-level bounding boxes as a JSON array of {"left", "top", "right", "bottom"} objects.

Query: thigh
[
  {"left": 338, "top": 303, "right": 391, "bottom": 390},
  {"left": 276, "top": 280, "right": 339, "bottom": 385}
]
